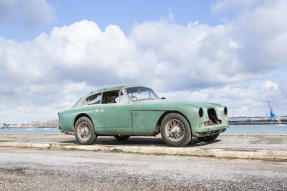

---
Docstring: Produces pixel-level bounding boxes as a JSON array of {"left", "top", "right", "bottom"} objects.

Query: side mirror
[{"left": 161, "top": 97, "right": 166, "bottom": 100}]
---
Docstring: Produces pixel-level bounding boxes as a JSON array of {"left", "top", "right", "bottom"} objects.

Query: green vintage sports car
[{"left": 58, "top": 84, "right": 228, "bottom": 146}]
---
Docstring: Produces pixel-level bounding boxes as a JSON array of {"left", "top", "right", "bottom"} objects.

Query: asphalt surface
[{"left": 0, "top": 147, "right": 287, "bottom": 191}]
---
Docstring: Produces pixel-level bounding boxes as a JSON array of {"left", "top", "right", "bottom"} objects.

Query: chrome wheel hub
[
  {"left": 170, "top": 126, "right": 180, "bottom": 134},
  {"left": 165, "top": 119, "right": 185, "bottom": 142}
]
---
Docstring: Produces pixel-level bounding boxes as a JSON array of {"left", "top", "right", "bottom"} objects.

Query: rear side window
[{"left": 86, "top": 93, "right": 102, "bottom": 105}]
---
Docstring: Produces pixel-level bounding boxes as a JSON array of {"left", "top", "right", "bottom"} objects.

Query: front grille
[{"left": 204, "top": 108, "right": 222, "bottom": 126}]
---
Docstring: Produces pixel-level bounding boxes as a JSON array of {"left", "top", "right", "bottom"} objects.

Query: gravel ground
[{"left": 0, "top": 148, "right": 286, "bottom": 191}]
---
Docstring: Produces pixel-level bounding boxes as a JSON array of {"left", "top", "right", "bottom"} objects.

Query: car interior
[{"left": 102, "top": 91, "right": 120, "bottom": 104}]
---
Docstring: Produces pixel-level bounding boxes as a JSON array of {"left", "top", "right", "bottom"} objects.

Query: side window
[
  {"left": 119, "top": 91, "right": 128, "bottom": 103},
  {"left": 102, "top": 90, "right": 120, "bottom": 104},
  {"left": 86, "top": 93, "right": 102, "bottom": 105}
]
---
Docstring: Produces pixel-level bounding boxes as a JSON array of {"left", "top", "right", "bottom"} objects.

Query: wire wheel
[
  {"left": 165, "top": 119, "right": 185, "bottom": 142},
  {"left": 77, "top": 121, "right": 91, "bottom": 142},
  {"left": 75, "top": 116, "right": 96, "bottom": 145},
  {"left": 161, "top": 113, "right": 191, "bottom": 147}
]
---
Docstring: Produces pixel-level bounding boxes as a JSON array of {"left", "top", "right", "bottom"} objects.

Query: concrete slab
[{"left": 0, "top": 134, "right": 287, "bottom": 161}]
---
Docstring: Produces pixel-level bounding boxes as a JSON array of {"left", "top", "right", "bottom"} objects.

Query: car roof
[
  {"left": 89, "top": 84, "right": 149, "bottom": 95},
  {"left": 72, "top": 84, "right": 151, "bottom": 108}
]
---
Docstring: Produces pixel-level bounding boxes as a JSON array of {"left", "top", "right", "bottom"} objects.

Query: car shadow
[
  {"left": 60, "top": 140, "right": 78, "bottom": 144},
  {"left": 59, "top": 136, "right": 222, "bottom": 147},
  {"left": 189, "top": 139, "right": 221, "bottom": 147}
]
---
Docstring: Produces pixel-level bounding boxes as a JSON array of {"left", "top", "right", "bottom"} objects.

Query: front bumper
[{"left": 193, "top": 124, "right": 229, "bottom": 137}]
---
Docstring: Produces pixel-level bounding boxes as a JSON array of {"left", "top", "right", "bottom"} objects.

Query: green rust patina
[{"left": 58, "top": 84, "right": 229, "bottom": 137}]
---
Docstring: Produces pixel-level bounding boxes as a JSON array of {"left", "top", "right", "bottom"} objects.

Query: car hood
[{"left": 134, "top": 99, "right": 224, "bottom": 109}]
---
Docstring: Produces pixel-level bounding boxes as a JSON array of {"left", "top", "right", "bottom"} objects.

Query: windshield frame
[{"left": 125, "top": 87, "right": 159, "bottom": 102}]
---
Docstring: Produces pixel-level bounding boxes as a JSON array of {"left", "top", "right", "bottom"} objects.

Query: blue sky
[
  {"left": 0, "top": 0, "right": 287, "bottom": 123},
  {"left": 1, "top": 0, "right": 220, "bottom": 41}
]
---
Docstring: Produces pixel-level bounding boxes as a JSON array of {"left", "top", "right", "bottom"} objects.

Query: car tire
[
  {"left": 114, "top": 135, "right": 130, "bottom": 141},
  {"left": 160, "top": 113, "right": 192, "bottom": 147},
  {"left": 197, "top": 133, "right": 219, "bottom": 142},
  {"left": 74, "top": 116, "right": 96, "bottom": 145}
]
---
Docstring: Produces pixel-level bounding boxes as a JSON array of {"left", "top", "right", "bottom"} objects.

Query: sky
[{"left": 0, "top": 0, "right": 287, "bottom": 123}]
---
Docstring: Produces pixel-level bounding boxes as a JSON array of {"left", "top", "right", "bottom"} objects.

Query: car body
[{"left": 58, "top": 84, "right": 229, "bottom": 146}]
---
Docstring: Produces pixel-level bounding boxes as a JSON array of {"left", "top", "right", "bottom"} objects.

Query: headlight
[
  {"left": 224, "top": 107, "right": 228, "bottom": 116},
  {"left": 199, "top": 108, "right": 203, "bottom": 118}
]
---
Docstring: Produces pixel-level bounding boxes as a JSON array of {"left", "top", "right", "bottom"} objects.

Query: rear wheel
[
  {"left": 197, "top": 133, "right": 219, "bottom": 142},
  {"left": 74, "top": 116, "right": 96, "bottom": 145},
  {"left": 114, "top": 135, "right": 130, "bottom": 141},
  {"left": 160, "top": 113, "right": 192, "bottom": 147}
]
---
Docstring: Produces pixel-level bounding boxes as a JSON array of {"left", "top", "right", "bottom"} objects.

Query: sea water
[
  {"left": 0, "top": 125, "right": 286, "bottom": 135},
  {"left": 0, "top": 127, "right": 60, "bottom": 134},
  {"left": 224, "top": 124, "right": 287, "bottom": 135}
]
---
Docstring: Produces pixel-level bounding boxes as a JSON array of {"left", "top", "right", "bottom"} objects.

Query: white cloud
[
  {"left": 212, "top": 0, "right": 287, "bottom": 71},
  {"left": 131, "top": 22, "right": 254, "bottom": 89},
  {"left": 0, "top": 0, "right": 55, "bottom": 27},
  {"left": 211, "top": 0, "right": 262, "bottom": 15},
  {"left": 167, "top": 8, "right": 175, "bottom": 22},
  {"left": 1, "top": 1, "right": 287, "bottom": 122},
  {"left": 261, "top": 80, "right": 278, "bottom": 91},
  {"left": 163, "top": 82, "right": 286, "bottom": 117}
]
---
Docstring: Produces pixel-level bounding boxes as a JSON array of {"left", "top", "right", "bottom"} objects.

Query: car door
[{"left": 94, "top": 90, "right": 133, "bottom": 135}]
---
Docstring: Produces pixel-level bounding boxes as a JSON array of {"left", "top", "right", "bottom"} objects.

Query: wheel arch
[
  {"left": 156, "top": 110, "right": 192, "bottom": 132},
  {"left": 74, "top": 113, "right": 94, "bottom": 129}
]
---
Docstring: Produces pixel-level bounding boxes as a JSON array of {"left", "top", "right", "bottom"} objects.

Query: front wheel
[
  {"left": 160, "top": 113, "right": 192, "bottom": 147},
  {"left": 74, "top": 116, "right": 96, "bottom": 145},
  {"left": 197, "top": 134, "right": 219, "bottom": 142}
]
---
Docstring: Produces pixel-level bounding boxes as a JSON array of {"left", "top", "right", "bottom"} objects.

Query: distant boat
[
  {"left": 268, "top": 100, "right": 286, "bottom": 127},
  {"left": 267, "top": 100, "right": 276, "bottom": 120}
]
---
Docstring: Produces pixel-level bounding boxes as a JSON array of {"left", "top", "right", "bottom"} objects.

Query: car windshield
[{"left": 126, "top": 87, "right": 159, "bottom": 101}]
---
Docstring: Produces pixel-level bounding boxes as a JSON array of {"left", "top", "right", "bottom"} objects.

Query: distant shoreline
[
  {"left": 229, "top": 120, "right": 287, "bottom": 125},
  {"left": 0, "top": 126, "right": 57, "bottom": 129}
]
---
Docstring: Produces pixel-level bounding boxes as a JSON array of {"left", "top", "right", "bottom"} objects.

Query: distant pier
[{"left": 229, "top": 117, "right": 287, "bottom": 125}]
